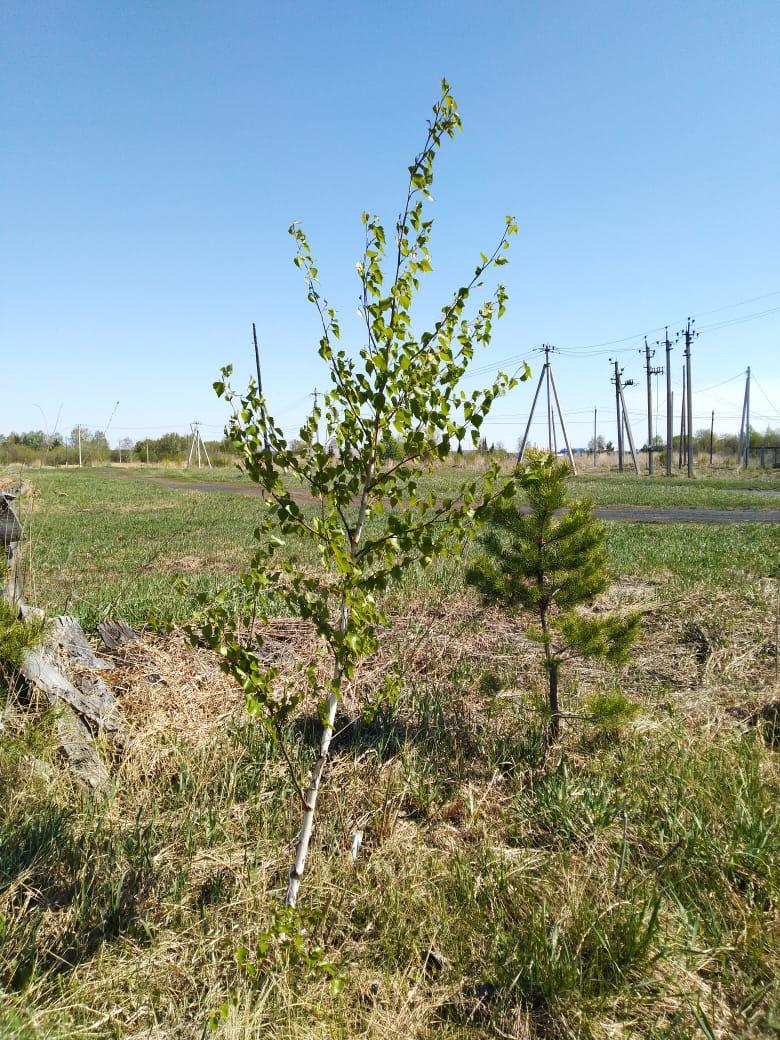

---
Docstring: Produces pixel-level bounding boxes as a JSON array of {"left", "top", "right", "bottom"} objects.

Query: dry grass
[{"left": 1, "top": 577, "right": 778, "bottom": 1039}]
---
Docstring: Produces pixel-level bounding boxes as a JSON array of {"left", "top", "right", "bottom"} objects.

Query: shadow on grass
[{"left": 0, "top": 804, "right": 156, "bottom": 989}]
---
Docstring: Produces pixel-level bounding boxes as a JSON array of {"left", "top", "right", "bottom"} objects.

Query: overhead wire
[
  {"left": 459, "top": 290, "right": 780, "bottom": 380},
  {"left": 753, "top": 378, "right": 780, "bottom": 416},
  {"left": 692, "top": 371, "right": 746, "bottom": 395},
  {"left": 697, "top": 306, "right": 780, "bottom": 333}
]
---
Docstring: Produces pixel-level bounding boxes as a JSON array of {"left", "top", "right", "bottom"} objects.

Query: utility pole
[
  {"left": 545, "top": 353, "right": 553, "bottom": 453},
  {"left": 593, "top": 408, "right": 598, "bottom": 467},
  {"left": 548, "top": 364, "right": 575, "bottom": 470},
  {"left": 105, "top": 400, "right": 119, "bottom": 442},
  {"left": 77, "top": 425, "right": 82, "bottom": 468},
  {"left": 187, "top": 422, "right": 212, "bottom": 469},
  {"left": 252, "top": 323, "right": 270, "bottom": 451},
  {"left": 252, "top": 322, "right": 263, "bottom": 398},
  {"left": 617, "top": 373, "right": 639, "bottom": 474},
  {"left": 738, "top": 367, "right": 751, "bottom": 468},
  {"left": 738, "top": 374, "right": 746, "bottom": 466},
  {"left": 518, "top": 361, "right": 546, "bottom": 462},
  {"left": 664, "top": 327, "right": 674, "bottom": 477},
  {"left": 681, "top": 318, "right": 696, "bottom": 478},
  {"left": 613, "top": 359, "right": 624, "bottom": 472},
  {"left": 643, "top": 337, "right": 663, "bottom": 475},
  {"left": 745, "top": 365, "right": 751, "bottom": 468},
  {"left": 610, "top": 359, "right": 639, "bottom": 474},
  {"left": 517, "top": 345, "right": 576, "bottom": 472},
  {"left": 709, "top": 410, "right": 715, "bottom": 466},
  {"left": 678, "top": 369, "right": 686, "bottom": 470}
]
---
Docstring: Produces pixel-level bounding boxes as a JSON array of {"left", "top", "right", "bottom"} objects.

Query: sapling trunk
[
  {"left": 285, "top": 593, "right": 351, "bottom": 907},
  {"left": 285, "top": 682, "right": 339, "bottom": 908},
  {"left": 548, "top": 659, "right": 560, "bottom": 741},
  {"left": 540, "top": 607, "right": 561, "bottom": 741}
]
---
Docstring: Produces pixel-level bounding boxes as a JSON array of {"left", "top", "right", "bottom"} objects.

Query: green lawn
[
  {"left": 4, "top": 466, "right": 779, "bottom": 630},
  {"left": 572, "top": 471, "right": 780, "bottom": 510}
]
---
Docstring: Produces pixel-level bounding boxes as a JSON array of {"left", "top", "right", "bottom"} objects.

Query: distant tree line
[
  {"left": 0, "top": 429, "right": 108, "bottom": 466},
  {"left": 2, "top": 424, "right": 778, "bottom": 468},
  {"left": 0, "top": 429, "right": 236, "bottom": 466},
  {"left": 640, "top": 426, "right": 780, "bottom": 457},
  {"left": 584, "top": 426, "right": 780, "bottom": 459}
]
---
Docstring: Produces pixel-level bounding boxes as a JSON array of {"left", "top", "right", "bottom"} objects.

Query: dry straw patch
[
  {"left": 99, "top": 575, "right": 777, "bottom": 751},
  {"left": 107, "top": 632, "right": 241, "bottom": 741}
]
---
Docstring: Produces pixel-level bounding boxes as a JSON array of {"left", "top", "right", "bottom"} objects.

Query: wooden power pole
[
  {"left": 664, "top": 327, "right": 674, "bottom": 477},
  {"left": 252, "top": 322, "right": 270, "bottom": 451},
  {"left": 252, "top": 322, "right": 263, "bottom": 398},
  {"left": 709, "top": 410, "right": 715, "bottom": 466},
  {"left": 682, "top": 318, "right": 696, "bottom": 478},
  {"left": 187, "top": 422, "right": 212, "bottom": 469},
  {"left": 644, "top": 337, "right": 663, "bottom": 474},
  {"left": 678, "top": 369, "right": 686, "bottom": 470},
  {"left": 610, "top": 359, "right": 639, "bottom": 474},
  {"left": 738, "top": 367, "right": 751, "bottom": 468},
  {"left": 613, "top": 360, "right": 624, "bottom": 472}
]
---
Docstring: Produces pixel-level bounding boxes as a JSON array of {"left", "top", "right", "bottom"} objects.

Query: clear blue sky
[{"left": 2, "top": 0, "right": 779, "bottom": 450}]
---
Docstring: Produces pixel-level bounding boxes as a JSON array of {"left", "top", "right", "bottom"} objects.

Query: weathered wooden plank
[
  {"left": 1, "top": 489, "right": 123, "bottom": 789},
  {"left": 51, "top": 615, "right": 113, "bottom": 672},
  {"left": 97, "top": 620, "right": 139, "bottom": 652},
  {"left": 21, "top": 635, "right": 123, "bottom": 736},
  {"left": 51, "top": 701, "right": 110, "bottom": 790},
  {"left": 1, "top": 490, "right": 24, "bottom": 606},
  {"left": 0, "top": 491, "right": 23, "bottom": 548}
]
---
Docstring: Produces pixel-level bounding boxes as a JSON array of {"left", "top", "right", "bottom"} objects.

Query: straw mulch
[{"left": 100, "top": 578, "right": 778, "bottom": 747}]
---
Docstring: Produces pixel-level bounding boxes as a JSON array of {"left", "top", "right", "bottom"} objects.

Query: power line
[
  {"left": 561, "top": 297, "right": 780, "bottom": 352},
  {"left": 694, "top": 288, "right": 780, "bottom": 317},
  {"left": 692, "top": 371, "right": 745, "bottom": 394},
  {"left": 460, "top": 291, "right": 780, "bottom": 379},
  {"left": 697, "top": 306, "right": 780, "bottom": 333},
  {"left": 753, "top": 378, "right": 780, "bottom": 416}
]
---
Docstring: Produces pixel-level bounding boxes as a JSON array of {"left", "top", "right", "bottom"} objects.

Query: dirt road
[{"left": 147, "top": 476, "right": 780, "bottom": 523}]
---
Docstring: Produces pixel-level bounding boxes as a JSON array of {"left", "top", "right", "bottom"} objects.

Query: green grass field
[
  {"left": 92, "top": 460, "right": 780, "bottom": 505},
  {"left": 4, "top": 465, "right": 780, "bottom": 630},
  {"left": 1, "top": 463, "right": 779, "bottom": 1039}
]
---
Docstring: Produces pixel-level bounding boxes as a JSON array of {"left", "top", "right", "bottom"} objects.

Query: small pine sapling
[
  {"left": 194, "top": 82, "right": 528, "bottom": 906},
  {"left": 466, "top": 454, "right": 640, "bottom": 740}
]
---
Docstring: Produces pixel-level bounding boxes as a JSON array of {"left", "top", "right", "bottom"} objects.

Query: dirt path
[{"left": 145, "top": 476, "right": 780, "bottom": 523}]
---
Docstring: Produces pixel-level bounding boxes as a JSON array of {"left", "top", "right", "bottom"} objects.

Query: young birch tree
[
  {"left": 466, "top": 454, "right": 640, "bottom": 741},
  {"left": 196, "top": 82, "right": 528, "bottom": 907}
]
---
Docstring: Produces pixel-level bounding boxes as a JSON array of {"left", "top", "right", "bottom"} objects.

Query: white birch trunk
[
  {"left": 284, "top": 684, "right": 339, "bottom": 907},
  {"left": 283, "top": 447, "right": 377, "bottom": 907}
]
